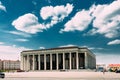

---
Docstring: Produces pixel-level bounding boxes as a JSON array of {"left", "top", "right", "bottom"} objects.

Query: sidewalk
[{"left": 5, "top": 71, "right": 120, "bottom": 79}]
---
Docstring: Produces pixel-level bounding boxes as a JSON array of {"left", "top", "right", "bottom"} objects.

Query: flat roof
[
  {"left": 22, "top": 46, "right": 88, "bottom": 52},
  {"left": 21, "top": 46, "right": 95, "bottom": 57}
]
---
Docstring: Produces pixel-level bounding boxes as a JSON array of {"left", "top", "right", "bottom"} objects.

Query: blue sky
[{"left": 0, "top": 0, "right": 120, "bottom": 64}]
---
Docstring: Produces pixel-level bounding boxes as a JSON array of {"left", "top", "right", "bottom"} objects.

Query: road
[
  {"left": 2, "top": 77, "right": 120, "bottom": 80},
  {"left": 3, "top": 71, "right": 120, "bottom": 80}
]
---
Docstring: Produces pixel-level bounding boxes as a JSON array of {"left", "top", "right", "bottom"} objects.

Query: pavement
[{"left": 4, "top": 71, "right": 120, "bottom": 79}]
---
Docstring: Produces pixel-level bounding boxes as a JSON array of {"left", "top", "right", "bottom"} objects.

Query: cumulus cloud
[
  {"left": 12, "top": 13, "right": 46, "bottom": 34},
  {"left": 40, "top": 3, "right": 73, "bottom": 20},
  {"left": 60, "top": 10, "right": 93, "bottom": 33},
  {"left": 39, "top": 47, "right": 45, "bottom": 49},
  {"left": 15, "top": 39, "right": 29, "bottom": 42},
  {"left": 0, "top": 1, "right": 6, "bottom": 12},
  {"left": 0, "top": 45, "right": 30, "bottom": 60},
  {"left": 59, "top": 44, "right": 77, "bottom": 47},
  {"left": 61, "top": 0, "right": 120, "bottom": 38},
  {"left": 107, "top": 39, "right": 120, "bottom": 45},
  {"left": 40, "top": 3, "right": 73, "bottom": 28},
  {"left": 90, "top": 0, "right": 120, "bottom": 38},
  {"left": 12, "top": 4, "right": 73, "bottom": 34}
]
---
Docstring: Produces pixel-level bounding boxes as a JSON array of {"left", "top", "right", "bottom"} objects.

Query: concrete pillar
[
  {"left": 27, "top": 55, "right": 29, "bottom": 70},
  {"left": 69, "top": 52, "right": 71, "bottom": 70},
  {"left": 85, "top": 52, "right": 88, "bottom": 69},
  {"left": 56, "top": 53, "right": 58, "bottom": 70},
  {"left": 76, "top": 52, "right": 79, "bottom": 70},
  {"left": 23, "top": 56, "right": 26, "bottom": 70},
  {"left": 50, "top": 53, "right": 52, "bottom": 70},
  {"left": 20, "top": 54, "right": 24, "bottom": 70},
  {"left": 63, "top": 52, "right": 65, "bottom": 70},
  {"left": 33, "top": 54, "right": 35, "bottom": 70},
  {"left": 23, "top": 55, "right": 25, "bottom": 70},
  {"left": 44, "top": 54, "right": 46, "bottom": 70},
  {"left": 38, "top": 54, "right": 40, "bottom": 70}
]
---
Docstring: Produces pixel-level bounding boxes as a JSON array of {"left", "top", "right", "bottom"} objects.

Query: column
[
  {"left": 44, "top": 54, "right": 46, "bottom": 70},
  {"left": 85, "top": 52, "right": 88, "bottom": 69},
  {"left": 50, "top": 53, "right": 52, "bottom": 70},
  {"left": 38, "top": 54, "right": 40, "bottom": 70},
  {"left": 22, "top": 55, "right": 24, "bottom": 70},
  {"left": 76, "top": 52, "right": 79, "bottom": 70},
  {"left": 69, "top": 52, "right": 71, "bottom": 70},
  {"left": 63, "top": 52, "right": 65, "bottom": 70},
  {"left": 56, "top": 53, "right": 58, "bottom": 70},
  {"left": 33, "top": 54, "right": 35, "bottom": 70},
  {"left": 27, "top": 55, "right": 29, "bottom": 70},
  {"left": 23, "top": 56, "right": 26, "bottom": 70},
  {"left": 20, "top": 55, "right": 24, "bottom": 70}
]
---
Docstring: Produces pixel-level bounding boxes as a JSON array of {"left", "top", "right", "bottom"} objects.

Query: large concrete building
[
  {"left": 2, "top": 60, "right": 20, "bottom": 70},
  {"left": 0, "top": 59, "right": 3, "bottom": 70},
  {"left": 21, "top": 46, "right": 96, "bottom": 71},
  {"left": 0, "top": 60, "right": 20, "bottom": 70}
]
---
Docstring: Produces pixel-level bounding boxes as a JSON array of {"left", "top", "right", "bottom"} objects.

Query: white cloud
[
  {"left": 15, "top": 39, "right": 29, "bottom": 42},
  {"left": 12, "top": 4, "right": 73, "bottom": 34},
  {"left": 0, "top": 42, "right": 4, "bottom": 45},
  {"left": 8, "top": 31, "right": 31, "bottom": 37},
  {"left": 91, "top": 0, "right": 120, "bottom": 38},
  {"left": 59, "top": 44, "right": 77, "bottom": 47},
  {"left": 107, "top": 39, "right": 120, "bottom": 45},
  {"left": 40, "top": 3, "right": 73, "bottom": 28},
  {"left": 60, "top": 10, "right": 93, "bottom": 33},
  {"left": 59, "top": 45, "right": 104, "bottom": 51},
  {"left": 82, "top": 45, "right": 104, "bottom": 50},
  {"left": 60, "top": 0, "right": 120, "bottom": 39},
  {"left": 39, "top": 47, "right": 45, "bottom": 49},
  {"left": 0, "top": 45, "right": 30, "bottom": 60},
  {"left": 12, "top": 13, "right": 46, "bottom": 34},
  {"left": 0, "top": 1, "right": 6, "bottom": 12},
  {"left": 40, "top": 3, "right": 73, "bottom": 20}
]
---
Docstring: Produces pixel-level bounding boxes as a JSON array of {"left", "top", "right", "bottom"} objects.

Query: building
[
  {"left": 0, "top": 59, "right": 3, "bottom": 70},
  {"left": 2, "top": 60, "right": 20, "bottom": 70},
  {"left": 108, "top": 64, "right": 120, "bottom": 71},
  {"left": 21, "top": 46, "right": 96, "bottom": 71}
]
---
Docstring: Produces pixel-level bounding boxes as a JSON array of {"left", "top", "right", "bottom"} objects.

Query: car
[
  {"left": 60, "top": 69, "right": 66, "bottom": 72},
  {"left": 115, "top": 70, "right": 120, "bottom": 73},
  {"left": 0, "top": 72, "right": 5, "bottom": 78},
  {"left": 97, "top": 67, "right": 104, "bottom": 72},
  {"left": 17, "top": 69, "right": 25, "bottom": 72}
]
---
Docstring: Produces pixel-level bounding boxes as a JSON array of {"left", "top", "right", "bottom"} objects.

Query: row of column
[{"left": 21, "top": 52, "right": 87, "bottom": 71}]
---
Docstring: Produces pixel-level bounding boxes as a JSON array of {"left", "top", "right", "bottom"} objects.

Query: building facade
[
  {"left": 107, "top": 64, "right": 120, "bottom": 71},
  {"left": 0, "top": 59, "right": 3, "bottom": 70},
  {"left": 21, "top": 46, "right": 96, "bottom": 71},
  {"left": 2, "top": 60, "right": 20, "bottom": 70}
]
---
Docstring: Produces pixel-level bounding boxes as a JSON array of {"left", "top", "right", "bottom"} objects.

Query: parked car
[
  {"left": 17, "top": 69, "right": 25, "bottom": 72},
  {"left": 0, "top": 72, "right": 5, "bottom": 78},
  {"left": 97, "top": 67, "right": 104, "bottom": 72},
  {"left": 115, "top": 70, "right": 120, "bottom": 73}
]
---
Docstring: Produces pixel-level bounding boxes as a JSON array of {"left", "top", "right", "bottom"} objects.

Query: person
[{"left": 103, "top": 68, "right": 105, "bottom": 74}]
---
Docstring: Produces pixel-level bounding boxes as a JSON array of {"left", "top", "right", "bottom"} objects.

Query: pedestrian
[{"left": 103, "top": 68, "right": 105, "bottom": 74}]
